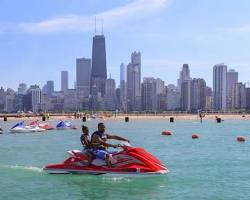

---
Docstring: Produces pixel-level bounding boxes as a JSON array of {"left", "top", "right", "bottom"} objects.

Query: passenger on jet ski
[
  {"left": 91, "top": 123, "right": 130, "bottom": 167},
  {"left": 80, "top": 125, "right": 93, "bottom": 165}
]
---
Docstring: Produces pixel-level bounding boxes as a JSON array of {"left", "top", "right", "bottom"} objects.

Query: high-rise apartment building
[
  {"left": 232, "top": 82, "right": 246, "bottom": 109},
  {"left": 167, "top": 84, "right": 181, "bottom": 110},
  {"left": 120, "top": 63, "right": 126, "bottom": 111},
  {"left": 181, "top": 78, "right": 206, "bottom": 111},
  {"left": 127, "top": 52, "right": 141, "bottom": 111},
  {"left": 213, "top": 63, "right": 227, "bottom": 110},
  {"left": 76, "top": 58, "right": 91, "bottom": 98},
  {"left": 61, "top": 71, "right": 68, "bottom": 93},
  {"left": 226, "top": 69, "right": 238, "bottom": 109},
  {"left": 141, "top": 77, "right": 157, "bottom": 111},
  {"left": 46, "top": 81, "right": 54, "bottom": 97},
  {"left": 18, "top": 83, "right": 27, "bottom": 95},
  {"left": 177, "top": 64, "right": 191, "bottom": 90},
  {"left": 104, "top": 77, "right": 116, "bottom": 110}
]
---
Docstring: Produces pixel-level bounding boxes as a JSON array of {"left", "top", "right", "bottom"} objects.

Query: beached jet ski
[
  {"left": 29, "top": 120, "right": 55, "bottom": 130},
  {"left": 43, "top": 143, "right": 168, "bottom": 176},
  {"left": 10, "top": 121, "right": 46, "bottom": 133},
  {"left": 56, "top": 121, "right": 77, "bottom": 130}
]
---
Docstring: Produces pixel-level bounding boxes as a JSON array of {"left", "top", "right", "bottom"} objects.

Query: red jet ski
[
  {"left": 29, "top": 120, "right": 55, "bottom": 130},
  {"left": 43, "top": 144, "right": 168, "bottom": 176}
]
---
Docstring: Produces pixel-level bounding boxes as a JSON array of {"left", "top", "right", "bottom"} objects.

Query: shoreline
[{"left": 0, "top": 113, "right": 249, "bottom": 121}]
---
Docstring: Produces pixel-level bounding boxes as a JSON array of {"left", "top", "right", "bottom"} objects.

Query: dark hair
[
  {"left": 82, "top": 125, "right": 88, "bottom": 131},
  {"left": 98, "top": 123, "right": 105, "bottom": 127}
]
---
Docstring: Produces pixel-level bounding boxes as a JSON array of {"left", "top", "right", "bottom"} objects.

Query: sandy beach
[
  {"left": 1, "top": 113, "right": 250, "bottom": 122},
  {"left": 106, "top": 114, "right": 250, "bottom": 121}
]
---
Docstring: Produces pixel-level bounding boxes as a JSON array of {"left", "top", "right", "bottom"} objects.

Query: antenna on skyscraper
[
  {"left": 101, "top": 19, "right": 104, "bottom": 35},
  {"left": 94, "top": 16, "right": 97, "bottom": 35}
]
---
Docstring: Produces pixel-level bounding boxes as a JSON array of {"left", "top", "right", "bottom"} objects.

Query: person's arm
[
  {"left": 107, "top": 134, "right": 130, "bottom": 143},
  {"left": 92, "top": 135, "right": 118, "bottom": 148},
  {"left": 80, "top": 135, "right": 85, "bottom": 146}
]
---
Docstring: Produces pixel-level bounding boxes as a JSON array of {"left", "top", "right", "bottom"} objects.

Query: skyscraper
[
  {"left": 205, "top": 86, "right": 213, "bottom": 111},
  {"left": 76, "top": 58, "right": 91, "bottom": 98},
  {"left": 5, "top": 89, "right": 16, "bottom": 113},
  {"left": 0, "top": 87, "right": 5, "bottom": 111},
  {"left": 120, "top": 63, "right": 126, "bottom": 111},
  {"left": 155, "top": 78, "right": 166, "bottom": 111},
  {"left": 104, "top": 77, "right": 116, "bottom": 110},
  {"left": 18, "top": 83, "right": 27, "bottom": 95},
  {"left": 61, "top": 71, "right": 68, "bottom": 93},
  {"left": 91, "top": 35, "right": 107, "bottom": 97},
  {"left": 23, "top": 85, "right": 41, "bottom": 112},
  {"left": 192, "top": 78, "right": 206, "bottom": 111},
  {"left": 46, "top": 81, "right": 54, "bottom": 97},
  {"left": 213, "top": 63, "right": 227, "bottom": 110},
  {"left": 127, "top": 52, "right": 141, "bottom": 111},
  {"left": 226, "top": 69, "right": 238, "bottom": 109},
  {"left": 245, "top": 88, "right": 250, "bottom": 110},
  {"left": 232, "top": 82, "right": 246, "bottom": 109},
  {"left": 177, "top": 64, "right": 191, "bottom": 90},
  {"left": 141, "top": 77, "right": 157, "bottom": 111},
  {"left": 181, "top": 80, "right": 192, "bottom": 111},
  {"left": 167, "top": 84, "right": 181, "bottom": 110},
  {"left": 156, "top": 78, "right": 165, "bottom": 95},
  {"left": 181, "top": 78, "right": 206, "bottom": 111}
]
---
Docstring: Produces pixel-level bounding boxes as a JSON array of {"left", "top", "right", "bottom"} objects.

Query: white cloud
[
  {"left": 226, "top": 26, "right": 250, "bottom": 33},
  {"left": 223, "top": 25, "right": 250, "bottom": 34},
  {"left": 18, "top": 0, "right": 169, "bottom": 33}
]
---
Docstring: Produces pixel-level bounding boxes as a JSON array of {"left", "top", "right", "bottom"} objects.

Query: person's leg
[
  {"left": 96, "top": 150, "right": 112, "bottom": 167},
  {"left": 86, "top": 151, "right": 93, "bottom": 165}
]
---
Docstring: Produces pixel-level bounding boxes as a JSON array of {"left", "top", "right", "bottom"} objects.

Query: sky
[{"left": 1, "top": 0, "right": 250, "bottom": 90}]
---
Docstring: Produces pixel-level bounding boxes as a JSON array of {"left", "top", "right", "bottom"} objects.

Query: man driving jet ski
[{"left": 91, "top": 123, "right": 130, "bottom": 167}]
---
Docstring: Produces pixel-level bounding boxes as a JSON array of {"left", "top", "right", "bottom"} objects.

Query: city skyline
[
  {"left": 1, "top": 37, "right": 250, "bottom": 113},
  {"left": 1, "top": 0, "right": 250, "bottom": 89}
]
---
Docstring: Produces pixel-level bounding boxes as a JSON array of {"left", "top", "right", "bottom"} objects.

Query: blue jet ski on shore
[{"left": 56, "top": 121, "right": 77, "bottom": 130}]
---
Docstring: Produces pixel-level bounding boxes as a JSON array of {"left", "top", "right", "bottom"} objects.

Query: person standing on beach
[{"left": 91, "top": 123, "right": 130, "bottom": 167}]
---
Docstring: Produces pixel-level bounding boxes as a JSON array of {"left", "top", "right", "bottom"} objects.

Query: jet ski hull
[
  {"left": 10, "top": 127, "right": 46, "bottom": 133},
  {"left": 44, "top": 167, "right": 168, "bottom": 176}
]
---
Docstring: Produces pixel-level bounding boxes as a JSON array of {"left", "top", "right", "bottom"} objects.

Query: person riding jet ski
[
  {"left": 91, "top": 123, "right": 130, "bottom": 167},
  {"left": 80, "top": 125, "right": 93, "bottom": 165}
]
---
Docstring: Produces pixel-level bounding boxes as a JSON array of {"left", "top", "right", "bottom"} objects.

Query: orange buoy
[
  {"left": 192, "top": 134, "right": 199, "bottom": 139},
  {"left": 237, "top": 136, "right": 246, "bottom": 142},
  {"left": 162, "top": 130, "right": 173, "bottom": 136}
]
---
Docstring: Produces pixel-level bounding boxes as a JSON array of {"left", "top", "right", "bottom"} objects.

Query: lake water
[{"left": 0, "top": 118, "right": 250, "bottom": 200}]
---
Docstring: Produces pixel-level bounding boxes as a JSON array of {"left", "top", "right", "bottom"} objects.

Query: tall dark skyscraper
[{"left": 91, "top": 35, "right": 107, "bottom": 98}]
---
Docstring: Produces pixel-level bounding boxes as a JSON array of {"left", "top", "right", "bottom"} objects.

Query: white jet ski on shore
[{"left": 10, "top": 121, "right": 46, "bottom": 133}]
